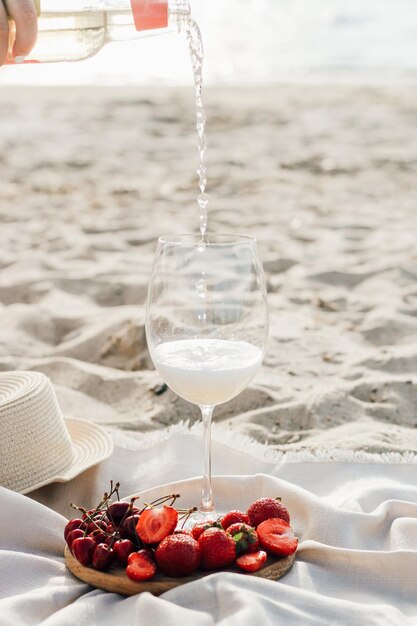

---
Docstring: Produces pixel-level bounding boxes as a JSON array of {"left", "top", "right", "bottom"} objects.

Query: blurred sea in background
[{"left": 1, "top": 0, "right": 417, "bottom": 85}]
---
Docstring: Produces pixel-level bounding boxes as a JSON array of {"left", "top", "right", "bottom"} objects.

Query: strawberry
[
  {"left": 155, "top": 534, "right": 201, "bottom": 577},
  {"left": 174, "top": 529, "right": 193, "bottom": 537},
  {"left": 235, "top": 550, "right": 267, "bottom": 573},
  {"left": 247, "top": 497, "right": 290, "bottom": 527},
  {"left": 220, "top": 510, "right": 250, "bottom": 530},
  {"left": 191, "top": 519, "right": 222, "bottom": 541},
  {"left": 198, "top": 527, "right": 236, "bottom": 570},
  {"left": 256, "top": 518, "right": 298, "bottom": 557},
  {"left": 136, "top": 506, "right": 178, "bottom": 544},
  {"left": 126, "top": 550, "right": 157, "bottom": 581},
  {"left": 226, "top": 523, "right": 259, "bottom": 554}
]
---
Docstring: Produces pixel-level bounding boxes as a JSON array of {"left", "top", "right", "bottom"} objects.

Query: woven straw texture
[{"left": 0, "top": 371, "right": 113, "bottom": 493}]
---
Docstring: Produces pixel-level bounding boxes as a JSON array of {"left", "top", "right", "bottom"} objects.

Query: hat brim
[{"left": 21, "top": 417, "right": 114, "bottom": 495}]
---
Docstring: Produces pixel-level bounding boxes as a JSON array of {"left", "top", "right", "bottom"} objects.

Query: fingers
[
  {"left": 6, "top": 0, "right": 37, "bottom": 60},
  {"left": 0, "top": 1, "right": 9, "bottom": 66}
]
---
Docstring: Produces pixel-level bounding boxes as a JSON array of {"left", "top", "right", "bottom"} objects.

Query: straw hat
[{"left": 0, "top": 371, "right": 113, "bottom": 494}]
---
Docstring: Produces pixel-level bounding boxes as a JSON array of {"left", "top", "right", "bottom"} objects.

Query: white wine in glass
[{"left": 145, "top": 234, "right": 268, "bottom": 516}]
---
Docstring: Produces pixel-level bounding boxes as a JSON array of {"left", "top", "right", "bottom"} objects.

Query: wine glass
[{"left": 145, "top": 233, "right": 268, "bottom": 516}]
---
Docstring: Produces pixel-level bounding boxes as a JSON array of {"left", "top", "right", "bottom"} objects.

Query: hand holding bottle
[
  {"left": 0, "top": 0, "right": 38, "bottom": 65},
  {"left": 0, "top": 1, "right": 190, "bottom": 64}
]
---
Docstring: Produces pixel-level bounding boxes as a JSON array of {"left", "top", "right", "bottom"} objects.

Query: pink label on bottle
[{"left": 130, "top": 0, "right": 168, "bottom": 31}]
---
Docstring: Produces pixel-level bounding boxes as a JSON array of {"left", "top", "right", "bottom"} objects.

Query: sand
[{"left": 0, "top": 83, "right": 417, "bottom": 457}]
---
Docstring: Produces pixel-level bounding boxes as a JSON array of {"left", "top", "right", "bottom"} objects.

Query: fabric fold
[{"left": 1, "top": 431, "right": 417, "bottom": 625}]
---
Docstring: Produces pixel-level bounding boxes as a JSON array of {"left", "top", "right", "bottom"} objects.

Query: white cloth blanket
[{"left": 1, "top": 426, "right": 417, "bottom": 626}]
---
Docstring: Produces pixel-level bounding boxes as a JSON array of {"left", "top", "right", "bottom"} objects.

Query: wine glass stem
[{"left": 200, "top": 404, "right": 215, "bottom": 513}]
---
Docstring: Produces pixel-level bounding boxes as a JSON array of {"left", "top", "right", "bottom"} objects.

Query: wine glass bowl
[{"left": 146, "top": 233, "right": 268, "bottom": 515}]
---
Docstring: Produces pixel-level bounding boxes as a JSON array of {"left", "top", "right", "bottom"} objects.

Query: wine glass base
[{"left": 182, "top": 508, "right": 220, "bottom": 529}]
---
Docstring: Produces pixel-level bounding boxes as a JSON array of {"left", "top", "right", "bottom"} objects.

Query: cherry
[
  {"left": 107, "top": 502, "right": 131, "bottom": 525},
  {"left": 87, "top": 520, "right": 107, "bottom": 535},
  {"left": 92, "top": 543, "right": 114, "bottom": 571},
  {"left": 64, "top": 518, "right": 86, "bottom": 540},
  {"left": 66, "top": 529, "right": 84, "bottom": 550},
  {"left": 90, "top": 529, "right": 108, "bottom": 545},
  {"left": 82, "top": 508, "right": 104, "bottom": 520},
  {"left": 103, "top": 522, "right": 118, "bottom": 545},
  {"left": 113, "top": 539, "right": 134, "bottom": 566},
  {"left": 120, "top": 514, "right": 140, "bottom": 541},
  {"left": 72, "top": 536, "right": 96, "bottom": 566}
]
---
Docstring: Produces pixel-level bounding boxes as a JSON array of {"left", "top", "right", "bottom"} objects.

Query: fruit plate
[{"left": 65, "top": 544, "right": 295, "bottom": 596}]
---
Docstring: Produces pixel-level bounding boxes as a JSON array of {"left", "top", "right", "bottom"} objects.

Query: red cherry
[
  {"left": 113, "top": 539, "right": 135, "bottom": 566},
  {"left": 82, "top": 509, "right": 105, "bottom": 521},
  {"left": 90, "top": 529, "right": 108, "bottom": 545},
  {"left": 120, "top": 514, "right": 140, "bottom": 541},
  {"left": 104, "top": 523, "right": 117, "bottom": 544},
  {"left": 64, "top": 518, "right": 85, "bottom": 540},
  {"left": 92, "top": 543, "right": 114, "bottom": 571},
  {"left": 87, "top": 520, "right": 107, "bottom": 535},
  {"left": 107, "top": 502, "right": 131, "bottom": 525},
  {"left": 72, "top": 536, "right": 96, "bottom": 566},
  {"left": 66, "top": 528, "right": 84, "bottom": 550}
]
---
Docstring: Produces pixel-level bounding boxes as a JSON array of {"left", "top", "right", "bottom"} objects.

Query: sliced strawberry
[
  {"left": 126, "top": 550, "right": 157, "bottom": 581},
  {"left": 257, "top": 518, "right": 298, "bottom": 557},
  {"left": 221, "top": 510, "right": 250, "bottom": 530},
  {"left": 235, "top": 550, "right": 267, "bottom": 572},
  {"left": 136, "top": 506, "right": 178, "bottom": 544}
]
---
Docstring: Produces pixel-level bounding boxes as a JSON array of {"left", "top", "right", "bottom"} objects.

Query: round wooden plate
[{"left": 65, "top": 544, "right": 295, "bottom": 596}]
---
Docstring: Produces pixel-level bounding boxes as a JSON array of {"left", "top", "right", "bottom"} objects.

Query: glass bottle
[{"left": 8, "top": 0, "right": 191, "bottom": 64}]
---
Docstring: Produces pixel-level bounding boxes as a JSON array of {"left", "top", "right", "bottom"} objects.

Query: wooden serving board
[{"left": 65, "top": 544, "right": 295, "bottom": 596}]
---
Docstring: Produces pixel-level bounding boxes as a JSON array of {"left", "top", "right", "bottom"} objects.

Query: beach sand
[{"left": 1, "top": 83, "right": 417, "bottom": 456}]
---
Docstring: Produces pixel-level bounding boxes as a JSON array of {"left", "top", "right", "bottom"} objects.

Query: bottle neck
[
  {"left": 168, "top": 0, "right": 191, "bottom": 29},
  {"left": 130, "top": 0, "right": 190, "bottom": 32}
]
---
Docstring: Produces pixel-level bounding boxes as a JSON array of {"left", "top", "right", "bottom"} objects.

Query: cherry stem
[
  {"left": 70, "top": 504, "right": 113, "bottom": 539},
  {"left": 179, "top": 507, "right": 198, "bottom": 527},
  {"left": 139, "top": 493, "right": 181, "bottom": 514},
  {"left": 114, "top": 498, "right": 138, "bottom": 532},
  {"left": 169, "top": 494, "right": 180, "bottom": 507},
  {"left": 151, "top": 493, "right": 180, "bottom": 506},
  {"left": 93, "top": 480, "right": 121, "bottom": 513}
]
